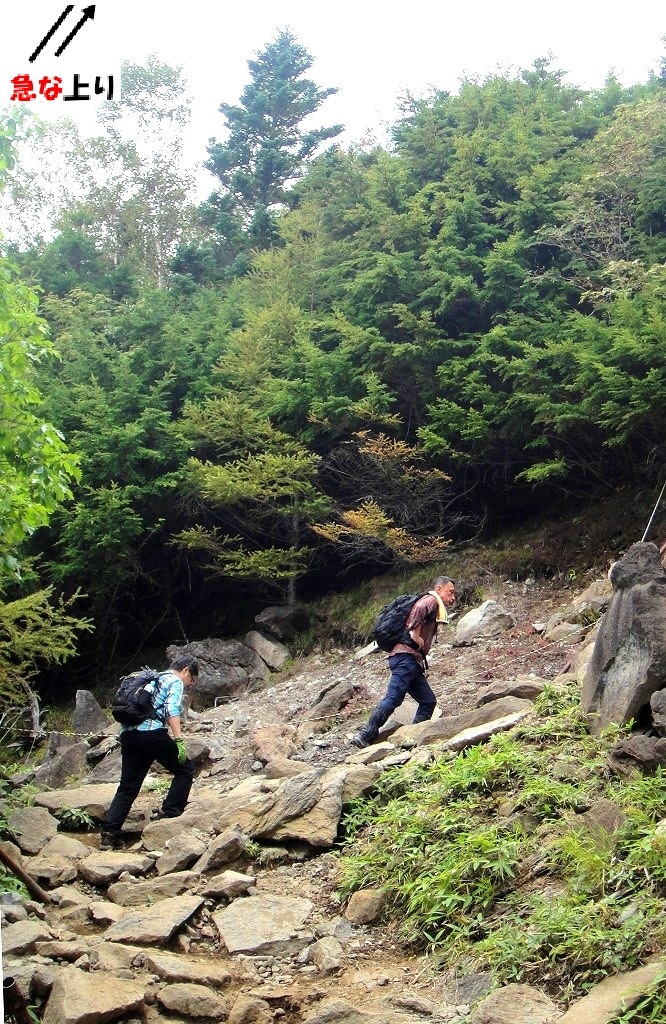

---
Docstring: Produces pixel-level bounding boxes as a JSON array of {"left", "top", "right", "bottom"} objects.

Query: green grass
[
  {"left": 607, "top": 974, "right": 666, "bottom": 1022},
  {"left": 337, "top": 681, "right": 666, "bottom": 1003}
]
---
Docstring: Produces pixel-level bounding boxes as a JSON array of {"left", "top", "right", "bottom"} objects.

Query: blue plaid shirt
[{"left": 122, "top": 670, "right": 184, "bottom": 733}]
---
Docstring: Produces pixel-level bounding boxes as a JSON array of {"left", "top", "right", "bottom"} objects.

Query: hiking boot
[
  {"left": 350, "top": 733, "right": 370, "bottom": 749},
  {"left": 99, "top": 831, "right": 123, "bottom": 851},
  {"left": 151, "top": 808, "right": 179, "bottom": 821}
]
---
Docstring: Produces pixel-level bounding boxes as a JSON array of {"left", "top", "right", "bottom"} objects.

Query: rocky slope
[{"left": 2, "top": 565, "right": 664, "bottom": 1024}]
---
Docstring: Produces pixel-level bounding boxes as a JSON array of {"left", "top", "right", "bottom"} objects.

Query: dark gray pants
[{"left": 104, "top": 728, "right": 193, "bottom": 833}]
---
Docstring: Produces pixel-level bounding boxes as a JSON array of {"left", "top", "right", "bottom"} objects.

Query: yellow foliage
[{"left": 313, "top": 499, "right": 449, "bottom": 564}]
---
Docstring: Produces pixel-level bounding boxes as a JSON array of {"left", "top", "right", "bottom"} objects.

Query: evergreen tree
[{"left": 205, "top": 29, "right": 342, "bottom": 248}]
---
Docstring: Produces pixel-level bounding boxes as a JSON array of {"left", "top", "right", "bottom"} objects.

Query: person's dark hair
[
  {"left": 431, "top": 575, "right": 454, "bottom": 588},
  {"left": 170, "top": 654, "right": 199, "bottom": 677}
]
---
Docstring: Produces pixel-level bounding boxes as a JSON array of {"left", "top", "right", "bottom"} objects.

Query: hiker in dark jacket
[
  {"left": 100, "top": 654, "right": 198, "bottom": 850},
  {"left": 351, "top": 577, "right": 456, "bottom": 748}
]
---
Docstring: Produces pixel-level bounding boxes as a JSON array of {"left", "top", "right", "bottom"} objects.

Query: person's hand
[{"left": 175, "top": 738, "right": 187, "bottom": 764}]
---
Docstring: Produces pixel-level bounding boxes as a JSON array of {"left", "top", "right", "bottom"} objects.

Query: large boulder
[
  {"left": 7, "top": 807, "right": 59, "bottom": 855},
  {"left": 582, "top": 542, "right": 666, "bottom": 733},
  {"left": 72, "top": 689, "right": 112, "bottom": 735},
  {"left": 244, "top": 630, "right": 290, "bottom": 671},
  {"left": 249, "top": 724, "right": 297, "bottom": 764},
  {"left": 167, "top": 639, "right": 269, "bottom": 708},
  {"left": 410, "top": 696, "right": 533, "bottom": 747},
  {"left": 42, "top": 966, "right": 144, "bottom": 1024},
  {"left": 213, "top": 893, "right": 313, "bottom": 955},
  {"left": 33, "top": 742, "right": 90, "bottom": 789},
  {"left": 453, "top": 601, "right": 516, "bottom": 645},
  {"left": 304, "top": 679, "right": 356, "bottom": 722},
  {"left": 254, "top": 605, "right": 311, "bottom": 640}
]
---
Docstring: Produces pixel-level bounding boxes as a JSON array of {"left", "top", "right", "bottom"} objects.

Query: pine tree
[{"left": 205, "top": 29, "right": 342, "bottom": 246}]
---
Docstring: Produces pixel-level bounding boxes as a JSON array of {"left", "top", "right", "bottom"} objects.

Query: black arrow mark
[
  {"left": 54, "top": 5, "right": 96, "bottom": 57},
  {"left": 29, "top": 5, "right": 74, "bottom": 63}
]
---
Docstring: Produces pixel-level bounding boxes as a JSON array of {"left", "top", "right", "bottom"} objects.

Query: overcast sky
[{"left": 3, "top": 1, "right": 665, "bottom": 195}]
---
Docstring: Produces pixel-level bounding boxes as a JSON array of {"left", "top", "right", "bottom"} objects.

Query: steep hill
[{"left": 3, "top": 503, "right": 666, "bottom": 1024}]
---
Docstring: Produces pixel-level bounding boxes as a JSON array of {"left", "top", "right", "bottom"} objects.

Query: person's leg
[
  {"left": 103, "top": 731, "right": 154, "bottom": 839},
  {"left": 353, "top": 655, "right": 417, "bottom": 745},
  {"left": 151, "top": 731, "right": 194, "bottom": 817},
  {"left": 407, "top": 667, "right": 437, "bottom": 723}
]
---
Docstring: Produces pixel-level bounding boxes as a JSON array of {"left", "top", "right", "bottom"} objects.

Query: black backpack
[
  {"left": 111, "top": 667, "right": 163, "bottom": 726},
  {"left": 372, "top": 593, "right": 428, "bottom": 652}
]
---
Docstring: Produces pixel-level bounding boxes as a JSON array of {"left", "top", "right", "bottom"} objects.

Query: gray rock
[
  {"left": 557, "top": 960, "right": 666, "bottom": 1022},
  {"left": 72, "top": 689, "right": 112, "bottom": 735},
  {"left": 104, "top": 893, "right": 204, "bottom": 945},
  {"left": 304, "top": 679, "right": 356, "bottom": 721},
  {"left": 143, "top": 949, "right": 232, "bottom": 986},
  {"left": 254, "top": 604, "right": 311, "bottom": 640},
  {"left": 42, "top": 965, "right": 144, "bottom": 1024},
  {"left": 8, "top": 806, "right": 59, "bottom": 854},
  {"left": 469, "top": 983, "right": 561, "bottom": 1023},
  {"left": 416, "top": 697, "right": 533, "bottom": 746},
  {"left": 156, "top": 983, "right": 228, "bottom": 1019},
  {"left": 244, "top": 630, "right": 290, "bottom": 670},
  {"left": 582, "top": 542, "right": 666, "bottom": 732},
  {"left": 33, "top": 743, "right": 90, "bottom": 789},
  {"left": 200, "top": 869, "right": 256, "bottom": 899},
  {"left": 155, "top": 830, "right": 207, "bottom": 875},
  {"left": 309, "top": 935, "right": 344, "bottom": 973},
  {"left": 1, "top": 903, "right": 28, "bottom": 924},
  {"left": 78, "top": 850, "right": 155, "bottom": 885},
  {"left": 445, "top": 972, "right": 495, "bottom": 1005},
  {"left": 344, "top": 889, "right": 385, "bottom": 925},
  {"left": 454, "top": 601, "right": 516, "bottom": 645},
  {"left": 1, "top": 920, "right": 53, "bottom": 956},
  {"left": 443, "top": 710, "right": 531, "bottom": 752},
  {"left": 577, "top": 799, "right": 626, "bottom": 841},
  {"left": 107, "top": 870, "right": 200, "bottom": 906},
  {"left": 191, "top": 824, "right": 251, "bottom": 872},
  {"left": 301, "top": 999, "right": 414, "bottom": 1023},
  {"left": 167, "top": 639, "right": 269, "bottom": 708},
  {"left": 612, "top": 734, "right": 666, "bottom": 770},
  {"left": 214, "top": 893, "right": 314, "bottom": 955},
  {"left": 475, "top": 677, "right": 546, "bottom": 708},
  {"left": 34, "top": 783, "right": 118, "bottom": 819},
  {"left": 650, "top": 689, "right": 666, "bottom": 733},
  {"left": 544, "top": 621, "right": 584, "bottom": 643},
  {"left": 85, "top": 735, "right": 119, "bottom": 764},
  {"left": 556, "top": 578, "right": 613, "bottom": 627},
  {"left": 84, "top": 748, "right": 122, "bottom": 784}
]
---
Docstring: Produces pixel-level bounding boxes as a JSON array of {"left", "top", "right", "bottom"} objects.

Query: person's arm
[
  {"left": 163, "top": 676, "right": 184, "bottom": 737},
  {"left": 166, "top": 714, "right": 182, "bottom": 739}
]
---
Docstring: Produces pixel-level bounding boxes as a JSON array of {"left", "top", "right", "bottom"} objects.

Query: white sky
[{"left": 2, "top": 1, "right": 665, "bottom": 197}]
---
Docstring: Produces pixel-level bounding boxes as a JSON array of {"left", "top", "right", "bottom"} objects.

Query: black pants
[{"left": 104, "top": 728, "right": 194, "bottom": 833}]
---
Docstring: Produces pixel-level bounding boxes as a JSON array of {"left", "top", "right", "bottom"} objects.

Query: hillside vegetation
[{"left": 0, "top": 36, "right": 665, "bottom": 708}]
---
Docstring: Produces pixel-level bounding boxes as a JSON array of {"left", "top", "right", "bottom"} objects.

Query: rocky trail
[{"left": 3, "top": 565, "right": 652, "bottom": 1024}]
